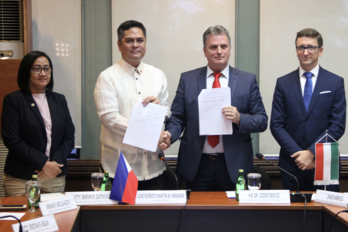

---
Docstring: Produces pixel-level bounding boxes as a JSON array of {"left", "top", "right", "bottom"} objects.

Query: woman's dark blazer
[{"left": 1, "top": 90, "right": 75, "bottom": 180}]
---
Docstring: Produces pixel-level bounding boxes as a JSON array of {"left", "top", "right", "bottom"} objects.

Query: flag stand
[{"left": 315, "top": 130, "right": 339, "bottom": 190}]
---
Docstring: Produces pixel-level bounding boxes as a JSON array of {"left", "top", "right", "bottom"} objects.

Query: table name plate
[
  {"left": 315, "top": 189, "right": 348, "bottom": 207},
  {"left": 135, "top": 190, "right": 187, "bottom": 204},
  {"left": 12, "top": 215, "right": 58, "bottom": 232},
  {"left": 239, "top": 190, "right": 290, "bottom": 204},
  {"left": 65, "top": 191, "right": 118, "bottom": 205},
  {"left": 39, "top": 196, "right": 77, "bottom": 216}
]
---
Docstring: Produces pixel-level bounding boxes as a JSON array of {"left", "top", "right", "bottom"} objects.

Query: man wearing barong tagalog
[
  {"left": 94, "top": 20, "right": 171, "bottom": 190},
  {"left": 270, "top": 28, "right": 346, "bottom": 192}
]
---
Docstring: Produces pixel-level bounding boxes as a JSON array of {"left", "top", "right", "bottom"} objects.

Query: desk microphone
[
  {"left": 158, "top": 152, "right": 166, "bottom": 162},
  {"left": 158, "top": 153, "right": 180, "bottom": 190},
  {"left": 256, "top": 153, "right": 312, "bottom": 202}
]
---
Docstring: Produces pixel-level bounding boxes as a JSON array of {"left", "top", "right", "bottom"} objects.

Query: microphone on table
[
  {"left": 158, "top": 152, "right": 180, "bottom": 190},
  {"left": 256, "top": 153, "right": 312, "bottom": 202},
  {"left": 158, "top": 152, "right": 166, "bottom": 162}
]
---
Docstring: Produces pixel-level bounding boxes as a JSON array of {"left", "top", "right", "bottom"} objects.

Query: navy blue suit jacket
[
  {"left": 271, "top": 67, "right": 346, "bottom": 172},
  {"left": 165, "top": 66, "right": 268, "bottom": 182},
  {"left": 1, "top": 90, "right": 75, "bottom": 180}
]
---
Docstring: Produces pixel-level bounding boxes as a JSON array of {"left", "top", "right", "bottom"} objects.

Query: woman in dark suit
[{"left": 1, "top": 51, "right": 75, "bottom": 196}]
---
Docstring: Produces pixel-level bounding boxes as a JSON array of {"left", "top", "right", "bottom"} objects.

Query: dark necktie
[
  {"left": 303, "top": 72, "right": 313, "bottom": 112},
  {"left": 207, "top": 73, "right": 222, "bottom": 148}
]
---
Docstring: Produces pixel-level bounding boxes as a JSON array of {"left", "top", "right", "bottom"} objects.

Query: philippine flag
[{"left": 110, "top": 152, "right": 138, "bottom": 204}]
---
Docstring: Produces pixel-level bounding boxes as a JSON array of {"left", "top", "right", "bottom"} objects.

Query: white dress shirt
[
  {"left": 94, "top": 58, "right": 171, "bottom": 180},
  {"left": 299, "top": 64, "right": 319, "bottom": 96},
  {"left": 202, "top": 65, "right": 230, "bottom": 154}
]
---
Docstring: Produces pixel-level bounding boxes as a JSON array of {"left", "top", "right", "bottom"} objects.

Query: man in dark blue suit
[
  {"left": 160, "top": 25, "right": 268, "bottom": 191},
  {"left": 271, "top": 28, "right": 346, "bottom": 191}
]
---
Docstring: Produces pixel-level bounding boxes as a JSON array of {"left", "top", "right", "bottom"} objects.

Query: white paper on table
[
  {"left": 198, "top": 87, "right": 232, "bottom": 135},
  {"left": 0, "top": 213, "right": 25, "bottom": 220},
  {"left": 123, "top": 101, "right": 167, "bottom": 152},
  {"left": 41, "top": 193, "right": 66, "bottom": 202},
  {"left": 226, "top": 191, "right": 236, "bottom": 198}
]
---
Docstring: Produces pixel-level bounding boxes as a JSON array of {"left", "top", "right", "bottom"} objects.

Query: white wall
[
  {"left": 260, "top": 0, "right": 348, "bottom": 156},
  {"left": 112, "top": 0, "right": 236, "bottom": 156},
  {"left": 32, "top": 0, "right": 82, "bottom": 147}
]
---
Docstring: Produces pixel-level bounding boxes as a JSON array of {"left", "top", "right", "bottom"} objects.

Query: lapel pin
[{"left": 31, "top": 103, "right": 35, "bottom": 107}]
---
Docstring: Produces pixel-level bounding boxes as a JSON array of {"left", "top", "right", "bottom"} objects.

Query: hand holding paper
[
  {"left": 123, "top": 101, "right": 167, "bottom": 152},
  {"left": 198, "top": 87, "right": 232, "bottom": 135},
  {"left": 222, "top": 106, "right": 240, "bottom": 125},
  {"left": 142, "top": 96, "right": 161, "bottom": 106}
]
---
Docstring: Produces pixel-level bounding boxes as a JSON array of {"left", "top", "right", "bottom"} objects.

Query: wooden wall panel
[
  {"left": 0, "top": 59, "right": 21, "bottom": 130},
  {"left": 23, "top": 0, "right": 32, "bottom": 54}
]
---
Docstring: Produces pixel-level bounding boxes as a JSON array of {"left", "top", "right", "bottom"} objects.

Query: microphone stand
[
  {"left": 159, "top": 153, "right": 180, "bottom": 190},
  {"left": 256, "top": 153, "right": 312, "bottom": 203}
]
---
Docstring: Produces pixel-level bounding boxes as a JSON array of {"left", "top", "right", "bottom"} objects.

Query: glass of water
[
  {"left": 247, "top": 173, "right": 261, "bottom": 190},
  {"left": 91, "top": 173, "right": 104, "bottom": 191},
  {"left": 25, "top": 181, "right": 41, "bottom": 212}
]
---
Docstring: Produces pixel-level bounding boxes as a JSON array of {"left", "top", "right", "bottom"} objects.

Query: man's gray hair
[{"left": 203, "top": 25, "right": 231, "bottom": 47}]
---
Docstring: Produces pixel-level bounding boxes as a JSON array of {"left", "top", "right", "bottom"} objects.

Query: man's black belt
[{"left": 202, "top": 153, "right": 224, "bottom": 159}]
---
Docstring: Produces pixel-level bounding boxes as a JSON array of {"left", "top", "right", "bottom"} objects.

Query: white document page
[
  {"left": 0, "top": 213, "right": 25, "bottom": 220},
  {"left": 198, "top": 87, "right": 232, "bottom": 135},
  {"left": 123, "top": 101, "right": 167, "bottom": 152}
]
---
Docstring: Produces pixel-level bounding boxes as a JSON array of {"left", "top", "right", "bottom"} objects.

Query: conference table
[
  {"left": 1, "top": 192, "right": 348, "bottom": 232},
  {"left": 0, "top": 196, "right": 80, "bottom": 232}
]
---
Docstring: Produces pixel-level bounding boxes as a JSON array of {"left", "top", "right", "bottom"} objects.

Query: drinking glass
[
  {"left": 91, "top": 173, "right": 104, "bottom": 191},
  {"left": 247, "top": 173, "right": 261, "bottom": 190},
  {"left": 25, "top": 181, "right": 41, "bottom": 212}
]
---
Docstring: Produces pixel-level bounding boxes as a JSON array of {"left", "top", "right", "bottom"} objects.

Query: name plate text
[
  {"left": 65, "top": 191, "right": 118, "bottom": 205},
  {"left": 135, "top": 190, "right": 187, "bottom": 204},
  {"left": 12, "top": 215, "right": 58, "bottom": 232},
  {"left": 39, "top": 196, "right": 77, "bottom": 216},
  {"left": 239, "top": 190, "right": 290, "bottom": 204},
  {"left": 315, "top": 189, "right": 348, "bottom": 207}
]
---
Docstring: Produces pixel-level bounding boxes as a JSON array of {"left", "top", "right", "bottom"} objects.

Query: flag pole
[
  {"left": 326, "top": 130, "right": 328, "bottom": 143},
  {"left": 325, "top": 130, "right": 328, "bottom": 190}
]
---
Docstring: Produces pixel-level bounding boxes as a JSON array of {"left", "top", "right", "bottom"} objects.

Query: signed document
[
  {"left": 123, "top": 101, "right": 167, "bottom": 152},
  {"left": 198, "top": 87, "right": 232, "bottom": 135}
]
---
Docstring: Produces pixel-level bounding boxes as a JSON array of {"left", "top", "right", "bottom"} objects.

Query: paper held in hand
[
  {"left": 198, "top": 87, "right": 232, "bottom": 135},
  {"left": 123, "top": 101, "right": 167, "bottom": 152}
]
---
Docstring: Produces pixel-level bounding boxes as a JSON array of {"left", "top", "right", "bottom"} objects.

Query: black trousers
[{"left": 187, "top": 155, "right": 235, "bottom": 191}]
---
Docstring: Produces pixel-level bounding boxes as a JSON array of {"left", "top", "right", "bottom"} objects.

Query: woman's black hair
[{"left": 17, "top": 51, "right": 54, "bottom": 92}]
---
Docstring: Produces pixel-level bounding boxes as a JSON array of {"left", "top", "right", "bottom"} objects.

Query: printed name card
[
  {"left": 12, "top": 215, "right": 58, "bottom": 232},
  {"left": 135, "top": 190, "right": 187, "bottom": 204},
  {"left": 315, "top": 189, "right": 348, "bottom": 207},
  {"left": 39, "top": 196, "right": 77, "bottom": 216},
  {"left": 238, "top": 190, "right": 290, "bottom": 204},
  {"left": 65, "top": 191, "right": 118, "bottom": 205}
]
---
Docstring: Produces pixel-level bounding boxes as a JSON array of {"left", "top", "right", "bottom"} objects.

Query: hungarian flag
[
  {"left": 110, "top": 152, "right": 138, "bottom": 204},
  {"left": 314, "top": 143, "right": 339, "bottom": 185}
]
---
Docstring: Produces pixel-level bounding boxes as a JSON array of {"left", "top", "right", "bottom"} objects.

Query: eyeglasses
[
  {"left": 31, "top": 67, "right": 51, "bottom": 74},
  {"left": 296, "top": 46, "right": 320, "bottom": 53}
]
